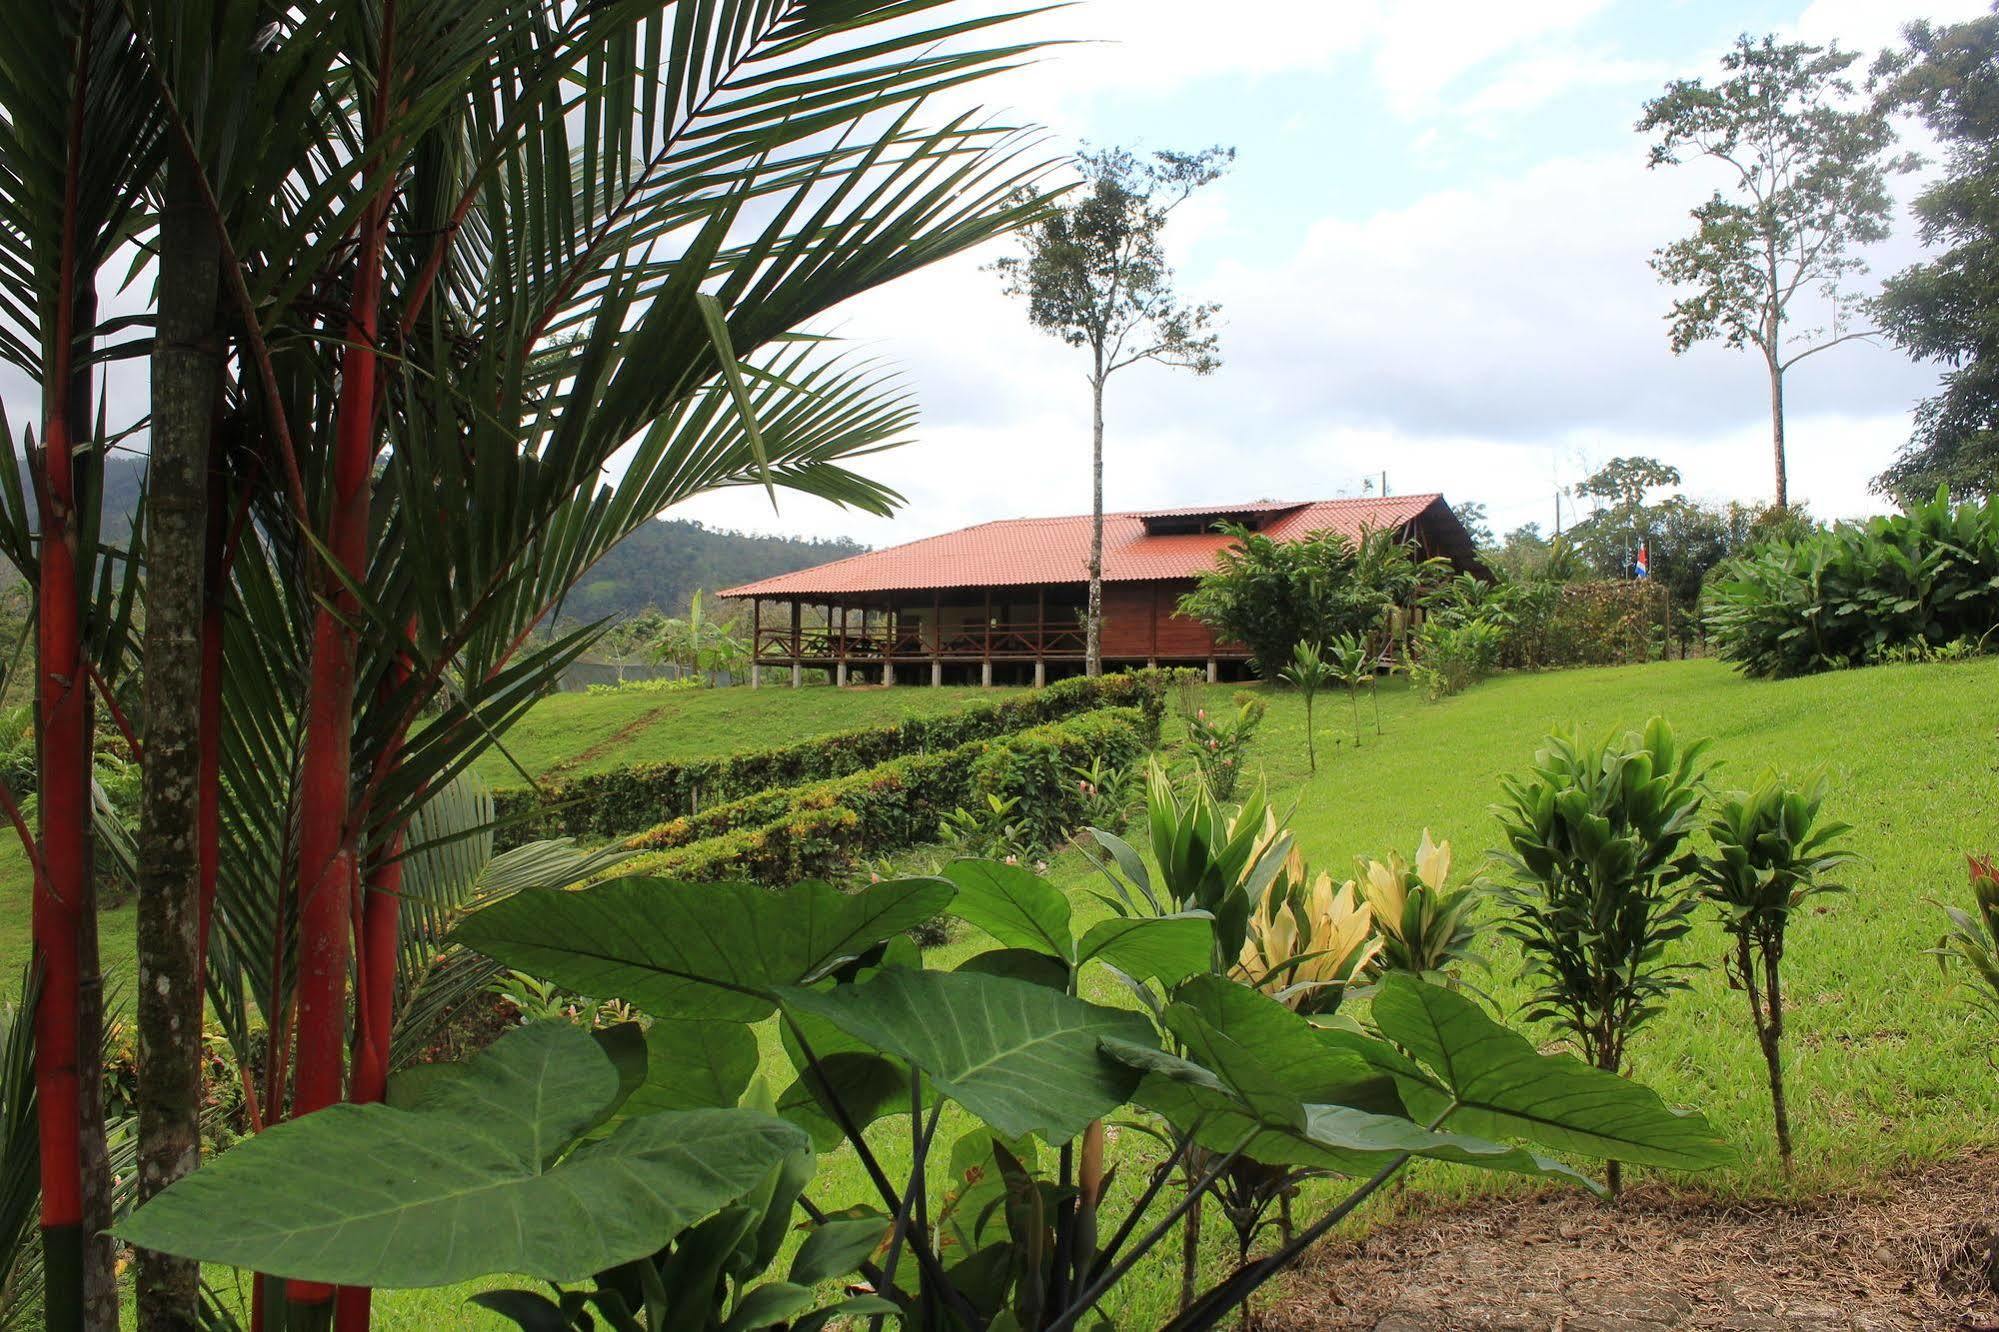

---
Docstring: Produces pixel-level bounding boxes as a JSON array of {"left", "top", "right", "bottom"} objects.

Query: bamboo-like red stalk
[
  {"left": 288, "top": 12, "right": 398, "bottom": 1319},
  {"left": 32, "top": 11, "right": 96, "bottom": 1323}
]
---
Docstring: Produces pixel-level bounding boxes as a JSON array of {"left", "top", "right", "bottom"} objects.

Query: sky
[{"left": 673, "top": 0, "right": 1996, "bottom": 550}]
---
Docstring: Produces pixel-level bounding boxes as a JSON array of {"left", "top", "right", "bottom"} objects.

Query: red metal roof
[{"left": 719, "top": 494, "right": 1447, "bottom": 599}]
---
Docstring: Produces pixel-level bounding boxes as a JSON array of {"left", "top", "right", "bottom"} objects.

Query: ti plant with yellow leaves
[
  {"left": 1352, "top": 830, "right": 1489, "bottom": 991},
  {"left": 1235, "top": 826, "right": 1382, "bottom": 1017}
]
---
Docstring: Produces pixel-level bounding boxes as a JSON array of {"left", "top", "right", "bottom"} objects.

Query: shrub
[
  {"left": 621, "top": 706, "right": 1151, "bottom": 884},
  {"left": 495, "top": 669, "right": 1175, "bottom": 845},
  {"left": 1705, "top": 487, "right": 1999, "bottom": 678},
  {"left": 1408, "top": 618, "right": 1505, "bottom": 699},
  {"left": 1350, "top": 830, "right": 1486, "bottom": 987},
  {"left": 1934, "top": 854, "right": 1999, "bottom": 1018},
  {"left": 1490, "top": 716, "right": 1711, "bottom": 1186}
]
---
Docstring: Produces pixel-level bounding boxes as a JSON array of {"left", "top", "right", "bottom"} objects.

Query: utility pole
[{"left": 1380, "top": 470, "right": 1388, "bottom": 497}]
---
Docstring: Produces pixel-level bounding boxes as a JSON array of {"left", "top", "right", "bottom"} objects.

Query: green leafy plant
[
  {"left": 1934, "top": 854, "right": 1999, "bottom": 1018},
  {"left": 1324, "top": 633, "right": 1373, "bottom": 744},
  {"left": 1706, "top": 488, "right": 1999, "bottom": 677},
  {"left": 1278, "top": 640, "right": 1333, "bottom": 771},
  {"left": 1351, "top": 830, "right": 1487, "bottom": 988},
  {"left": 938, "top": 794, "right": 1041, "bottom": 866},
  {"left": 1409, "top": 619, "right": 1507, "bottom": 700},
  {"left": 1234, "top": 835, "right": 1381, "bottom": 1016},
  {"left": 1184, "top": 694, "right": 1264, "bottom": 801},
  {"left": 1691, "top": 774, "right": 1854, "bottom": 1169},
  {"left": 1490, "top": 719, "right": 1710, "bottom": 1190}
]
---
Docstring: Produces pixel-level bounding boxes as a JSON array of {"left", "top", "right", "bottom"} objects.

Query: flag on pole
[{"left": 1634, "top": 541, "right": 1650, "bottom": 579}]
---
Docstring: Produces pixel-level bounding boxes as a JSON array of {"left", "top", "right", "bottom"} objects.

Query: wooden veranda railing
[{"left": 753, "top": 621, "right": 1088, "bottom": 662}]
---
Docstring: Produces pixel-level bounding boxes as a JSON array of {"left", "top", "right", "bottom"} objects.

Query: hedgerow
[
  {"left": 493, "top": 669, "right": 1177, "bottom": 845},
  {"left": 619, "top": 705, "right": 1154, "bottom": 884}
]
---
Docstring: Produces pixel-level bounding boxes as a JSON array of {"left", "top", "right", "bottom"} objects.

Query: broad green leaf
[
  {"left": 453, "top": 876, "right": 955, "bottom": 1021},
  {"left": 724, "top": 1283, "right": 815, "bottom": 1331},
  {"left": 118, "top": 1023, "right": 808, "bottom": 1286},
  {"left": 778, "top": 969, "right": 1154, "bottom": 1141},
  {"left": 1076, "top": 912, "right": 1213, "bottom": 984},
  {"left": 1171, "top": 976, "right": 1399, "bottom": 1112},
  {"left": 944, "top": 859, "right": 1074, "bottom": 960},
  {"left": 789, "top": 1212, "right": 891, "bottom": 1285},
  {"left": 776, "top": 1051, "right": 914, "bottom": 1151},
  {"left": 1369, "top": 973, "right": 1734, "bottom": 1169},
  {"left": 956, "top": 947, "right": 1070, "bottom": 990},
  {"left": 622, "top": 1021, "right": 760, "bottom": 1117}
]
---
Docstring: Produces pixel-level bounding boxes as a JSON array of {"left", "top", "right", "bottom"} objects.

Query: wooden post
[
  {"left": 930, "top": 588, "right": 943, "bottom": 686},
  {"left": 982, "top": 588, "right": 992, "bottom": 687},
  {"left": 750, "top": 599, "right": 761, "bottom": 688},
  {"left": 836, "top": 603, "right": 848, "bottom": 688},
  {"left": 1035, "top": 586, "right": 1046, "bottom": 687},
  {"left": 789, "top": 600, "right": 802, "bottom": 689}
]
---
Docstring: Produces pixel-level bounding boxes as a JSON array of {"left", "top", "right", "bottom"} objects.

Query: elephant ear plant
[
  {"left": 1691, "top": 773, "right": 1855, "bottom": 1171},
  {"left": 118, "top": 868, "right": 1731, "bottom": 1330},
  {"left": 1490, "top": 718, "right": 1710, "bottom": 1193}
]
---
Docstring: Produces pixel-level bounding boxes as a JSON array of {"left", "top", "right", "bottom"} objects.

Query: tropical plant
[
  {"left": 1690, "top": 774, "right": 1854, "bottom": 1168},
  {"left": 1234, "top": 837, "right": 1381, "bottom": 1016},
  {"left": 120, "top": 868, "right": 1734, "bottom": 1331},
  {"left": 656, "top": 591, "right": 751, "bottom": 686},
  {"left": 1184, "top": 694, "right": 1263, "bottom": 801},
  {"left": 1352, "top": 830, "right": 1487, "bottom": 988},
  {"left": 1324, "top": 633, "right": 1372, "bottom": 744},
  {"left": 1706, "top": 488, "right": 1999, "bottom": 678},
  {"left": 1179, "top": 524, "right": 1446, "bottom": 679},
  {"left": 938, "top": 794, "right": 1040, "bottom": 866},
  {"left": 0, "top": 1, "right": 1065, "bottom": 1325},
  {"left": 1490, "top": 719, "right": 1711, "bottom": 1189},
  {"left": 1072, "top": 754, "right": 1144, "bottom": 832},
  {"left": 1409, "top": 619, "right": 1507, "bottom": 699},
  {"left": 1934, "top": 855, "right": 1999, "bottom": 1018},
  {"left": 1278, "top": 640, "right": 1333, "bottom": 771}
]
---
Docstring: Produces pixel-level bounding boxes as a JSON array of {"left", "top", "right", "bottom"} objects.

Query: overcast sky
[{"left": 675, "top": 0, "right": 1994, "bottom": 549}]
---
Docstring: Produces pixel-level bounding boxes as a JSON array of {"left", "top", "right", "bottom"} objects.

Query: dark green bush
[
  {"left": 621, "top": 706, "right": 1153, "bottom": 884},
  {"left": 495, "top": 669, "right": 1176, "bottom": 845},
  {"left": 1705, "top": 488, "right": 1999, "bottom": 678}
]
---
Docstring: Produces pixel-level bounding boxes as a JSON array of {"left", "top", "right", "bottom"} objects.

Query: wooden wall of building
[{"left": 1101, "top": 580, "right": 1227, "bottom": 660}]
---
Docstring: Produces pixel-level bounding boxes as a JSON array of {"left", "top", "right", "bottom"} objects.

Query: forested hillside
[{"left": 51, "top": 456, "right": 859, "bottom": 621}]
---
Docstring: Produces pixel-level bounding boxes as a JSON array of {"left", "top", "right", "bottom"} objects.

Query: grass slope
[{"left": 471, "top": 681, "right": 1023, "bottom": 785}]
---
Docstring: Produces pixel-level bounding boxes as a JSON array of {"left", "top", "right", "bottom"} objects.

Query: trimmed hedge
[
  {"left": 495, "top": 669, "right": 1174, "bottom": 847},
  {"left": 617, "top": 704, "right": 1154, "bottom": 885}
]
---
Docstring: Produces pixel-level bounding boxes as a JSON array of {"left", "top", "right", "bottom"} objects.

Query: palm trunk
[
  {"left": 291, "top": 34, "right": 395, "bottom": 1317},
  {"left": 1086, "top": 365, "right": 1104, "bottom": 679},
  {"left": 32, "top": 23, "right": 102, "bottom": 1315},
  {"left": 134, "top": 145, "right": 222, "bottom": 1331}
]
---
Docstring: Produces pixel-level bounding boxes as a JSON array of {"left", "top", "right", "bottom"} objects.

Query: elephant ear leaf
[
  {"left": 452, "top": 875, "right": 955, "bottom": 1020},
  {"left": 1367, "top": 972, "right": 1735, "bottom": 1170},
  {"left": 118, "top": 1022, "right": 810, "bottom": 1287}
]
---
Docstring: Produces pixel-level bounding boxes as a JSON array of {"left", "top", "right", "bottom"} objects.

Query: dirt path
[{"left": 1267, "top": 1155, "right": 1999, "bottom": 1332}]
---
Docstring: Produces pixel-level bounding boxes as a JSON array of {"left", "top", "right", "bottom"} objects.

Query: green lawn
[
  {"left": 469, "top": 680, "right": 1024, "bottom": 785},
  {"left": 15, "top": 658, "right": 1997, "bottom": 1327}
]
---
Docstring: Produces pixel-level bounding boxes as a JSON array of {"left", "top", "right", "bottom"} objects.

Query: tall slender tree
[
  {"left": 1640, "top": 36, "right": 1913, "bottom": 508},
  {"left": 992, "top": 146, "right": 1230, "bottom": 675}
]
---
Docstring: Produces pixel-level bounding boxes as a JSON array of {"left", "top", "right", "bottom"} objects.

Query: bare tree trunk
[
  {"left": 134, "top": 146, "right": 221, "bottom": 1332},
  {"left": 1087, "top": 367, "right": 1105, "bottom": 678},
  {"left": 1768, "top": 353, "right": 1788, "bottom": 510}
]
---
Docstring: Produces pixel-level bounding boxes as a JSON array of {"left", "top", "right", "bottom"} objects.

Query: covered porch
[{"left": 740, "top": 584, "right": 1242, "bottom": 687}]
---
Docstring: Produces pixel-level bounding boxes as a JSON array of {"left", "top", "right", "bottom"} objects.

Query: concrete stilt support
[
  {"left": 1033, "top": 660, "right": 1046, "bottom": 688},
  {"left": 931, "top": 660, "right": 943, "bottom": 687},
  {"left": 884, "top": 660, "right": 897, "bottom": 687},
  {"left": 836, "top": 662, "right": 849, "bottom": 688},
  {"left": 981, "top": 662, "right": 993, "bottom": 688},
  {"left": 1205, "top": 658, "right": 1218, "bottom": 684},
  {"left": 750, "top": 664, "right": 761, "bottom": 689},
  {"left": 791, "top": 663, "right": 802, "bottom": 689}
]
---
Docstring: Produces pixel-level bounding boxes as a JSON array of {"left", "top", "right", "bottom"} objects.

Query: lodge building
[{"left": 719, "top": 495, "right": 1484, "bottom": 686}]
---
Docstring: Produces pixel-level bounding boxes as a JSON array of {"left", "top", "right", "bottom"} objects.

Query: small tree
[
  {"left": 1566, "top": 456, "right": 1682, "bottom": 577},
  {"left": 992, "top": 145, "right": 1231, "bottom": 675},
  {"left": 1640, "top": 35, "right": 1915, "bottom": 508},
  {"left": 1492, "top": 718, "right": 1710, "bottom": 1192},
  {"left": 1691, "top": 773, "right": 1854, "bottom": 1170},
  {"left": 1278, "top": 640, "right": 1331, "bottom": 772}
]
